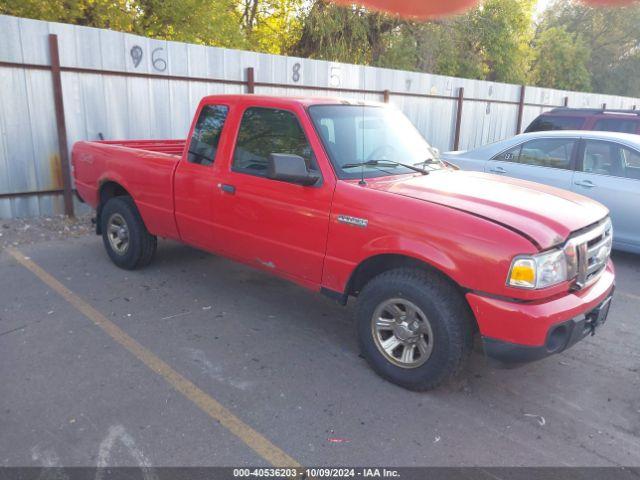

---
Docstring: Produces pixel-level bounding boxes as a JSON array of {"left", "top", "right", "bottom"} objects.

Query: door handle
[
  {"left": 489, "top": 166, "right": 507, "bottom": 174},
  {"left": 218, "top": 183, "right": 236, "bottom": 194},
  {"left": 574, "top": 180, "right": 595, "bottom": 188}
]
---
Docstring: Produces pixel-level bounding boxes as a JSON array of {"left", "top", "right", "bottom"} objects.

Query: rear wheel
[
  {"left": 356, "top": 268, "right": 473, "bottom": 391},
  {"left": 101, "top": 197, "right": 157, "bottom": 270}
]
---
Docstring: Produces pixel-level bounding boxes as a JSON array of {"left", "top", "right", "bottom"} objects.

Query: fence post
[
  {"left": 516, "top": 85, "right": 526, "bottom": 134},
  {"left": 564, "top": 96, "right": 569, "bottom": 107},
  {"left": 48, "top": 34, "right": 74, "bottom": 218},
  {"left": 246, "top": 67, "right": 255, "bottom": 94},
  {"left": 453, "top": 87, "right": 464, "bottom": 151},
  {"left": 602, "top": 102, "right": 607, "bottom": 110},
  {"left": 383, "top": 89, "right": 390, "bottom": 103}
]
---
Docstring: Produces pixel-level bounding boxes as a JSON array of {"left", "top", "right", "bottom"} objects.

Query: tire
[
  {"left": 100, "top": 196, "right": 157, "bottom": 270},
  {"left": 356, "top": 268, "right": 474, "bottom": 391}
]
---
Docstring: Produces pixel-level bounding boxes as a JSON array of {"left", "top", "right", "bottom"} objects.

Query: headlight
[{"left": 507, "top": 249, "right": 569, "bottom": 289}]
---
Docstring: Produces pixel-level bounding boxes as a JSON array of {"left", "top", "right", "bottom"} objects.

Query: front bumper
[{"left": 466, "top": 262, "right": 615, "bottom": 366}]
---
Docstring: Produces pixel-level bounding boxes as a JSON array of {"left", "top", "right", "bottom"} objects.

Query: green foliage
[
  {"left": 0, "top": 0, "right": 247, "bottom": 48},
  {"left": 530, "top": 26, "right": 591, "bottom": 91},
  {"left": 136, "top": 0, "right": 246, "bottom": 47},
  {"left": 536, "top": 0, "right": 640, "bottom": 96},
  {"left": 239, "top": 0, "right": 305, "bottom": 54},
  {"left": 0, "top": 0, "right": 135, "bottom": 30},
  {"left": 293, "top": 2, "right": 382, "bottom": 64},
  {"left": 374, "top": 27, "right": 418, "bottom": 71},
  {"left": 2, "top": 0, "right": 640, "bottom": 96},
  {"left": 294, "top": 0, "right": 535, "bottom": 84},
  {"left": 464, "top": 0, "right": 535, "bottom": 83},
  {"left": 399, "top": 0, "right": 536, "bottom": 84}
]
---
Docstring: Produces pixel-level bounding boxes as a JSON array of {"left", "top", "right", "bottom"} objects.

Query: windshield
[{"left": 308, "top": 105, "right": 442, "bottom": 179}]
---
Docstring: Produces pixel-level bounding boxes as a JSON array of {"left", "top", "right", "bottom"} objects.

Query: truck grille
[{"left": 568, "top": 218, "right": 613, "bottom": 289}]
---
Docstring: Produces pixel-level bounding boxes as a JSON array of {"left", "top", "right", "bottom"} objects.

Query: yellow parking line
[{"left": 6, "top": 247, "right": 300, "bottom": 468}]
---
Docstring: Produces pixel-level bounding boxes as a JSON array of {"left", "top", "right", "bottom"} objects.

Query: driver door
[{"left": 213, "top": 106, "right": 334, "bottom": 285}]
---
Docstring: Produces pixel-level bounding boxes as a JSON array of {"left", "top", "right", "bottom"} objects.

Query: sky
[{"left": 536, "top": 0, "right": 552, "bottom": 16}]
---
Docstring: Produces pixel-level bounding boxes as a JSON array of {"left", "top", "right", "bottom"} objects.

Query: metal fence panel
[{"left": 2, "top": 14, "right": 640, "bottom": 218}]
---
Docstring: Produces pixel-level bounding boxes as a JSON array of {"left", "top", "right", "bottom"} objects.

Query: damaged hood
[{"left": 365, "top": 170, "right": 609, "bottom": 249}]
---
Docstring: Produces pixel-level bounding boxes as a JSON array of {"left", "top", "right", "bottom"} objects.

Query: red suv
[{"left": 525, "top": 108, "right": 640, "bottom": 134}]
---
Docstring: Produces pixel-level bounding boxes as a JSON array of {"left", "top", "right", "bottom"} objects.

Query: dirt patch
[{"left": 0, "top": 214, "right": 93, "bottom": 248}]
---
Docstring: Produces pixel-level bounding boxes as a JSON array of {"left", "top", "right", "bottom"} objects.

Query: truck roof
[{"left": 200, "top": 94, "right": 386, "bottom": 108}]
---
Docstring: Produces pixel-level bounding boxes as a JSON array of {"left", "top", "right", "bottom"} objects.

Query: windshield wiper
[{"left": 342, "top": 160, "right": 429, "bottom": 175}]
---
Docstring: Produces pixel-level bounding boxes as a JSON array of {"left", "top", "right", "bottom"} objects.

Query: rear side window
[
  {"left": 593, "top": 118, "right": 638, "bottom": 134},
  {"left": 525, "top": 115, "right": 584, "bottom": 133},
  {"left": 582, "top": 141, "right": 640, "bottom": 180},
  {"left": 188, "top": 105, "right": 229, "bottom": 166},
  {"left": 232, "top": 107, "right": 317, "bottom": 177},
  {"left": 492, "top": 145, "right": 521, "bottom": 163},
  {"left": 582, "top": 141, "right": 616, "bottom": 175},
  {"left": 623, "top": 147, "right": 640, "bottom": 168},
  {"left": 621, "top": 147, "right": 640, "bottom": 180}
]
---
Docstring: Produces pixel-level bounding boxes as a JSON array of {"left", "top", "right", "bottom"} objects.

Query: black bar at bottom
[{"left": 0, "top": 467, "right": 637, "bottom": 480}]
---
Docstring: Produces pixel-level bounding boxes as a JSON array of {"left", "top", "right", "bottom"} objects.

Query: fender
[
  {"left": 322, "top": 234, "right": 464, "bottom": 300},
  {"left": 359, "top": 235, "right": 460, "bottom": 283}
]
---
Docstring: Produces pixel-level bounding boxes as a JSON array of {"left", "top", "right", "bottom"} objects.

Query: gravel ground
[{"left": 0, "top": 214, "right": 93, "bottom": 248}]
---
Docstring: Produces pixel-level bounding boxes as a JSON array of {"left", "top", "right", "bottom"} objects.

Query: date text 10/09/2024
[{"left": 233, "top": 468, "right": 401, "bottom": 478}]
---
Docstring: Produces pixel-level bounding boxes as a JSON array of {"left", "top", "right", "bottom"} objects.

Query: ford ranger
[{"left": 72, "top": 95, "right": 615, "bottom": 390}]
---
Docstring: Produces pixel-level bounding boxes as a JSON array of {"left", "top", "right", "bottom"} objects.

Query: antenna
[
  {"left": 359, "top": 107, "right": 366, "bottom": 186},
  {"left": 359, "top": 70, "right": 366, "bottom": 186}
]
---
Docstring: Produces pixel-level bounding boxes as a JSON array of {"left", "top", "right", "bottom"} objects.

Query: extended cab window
[
  {"left": 232, "top": 107, "right": 317, "bottom": 177},
  {"left": 188, "top": 105, "right": 229, "bottom": 166}
]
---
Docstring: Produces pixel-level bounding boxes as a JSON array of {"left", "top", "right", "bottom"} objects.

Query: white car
[{"left": 442, "top": 131, "right": 640, "bottom": 254}]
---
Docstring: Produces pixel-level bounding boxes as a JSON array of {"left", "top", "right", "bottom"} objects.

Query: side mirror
[{"left": 267, "top": 154, "right": 320, "bottom": 186}]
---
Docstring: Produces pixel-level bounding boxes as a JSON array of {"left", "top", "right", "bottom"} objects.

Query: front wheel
[
  {"left": 356, "top": 268, "right": 474, "bottom": 391},
  {"left": 101, "top": 197, "right": 157, "bottom": 270}
]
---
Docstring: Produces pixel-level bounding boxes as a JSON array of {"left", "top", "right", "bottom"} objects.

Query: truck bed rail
[{"left": 97, "top": 139, "right": 186, "bottom": 156}]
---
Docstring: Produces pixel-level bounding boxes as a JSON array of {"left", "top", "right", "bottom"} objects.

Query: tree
[
  {"left": 538, "top": 0, "right": 640, "bottom": 96},
  {"left": 0, "top": 0, "right": 135, "bottom": 31},
  {"left": 442, "top": 0, "right": 535, "bottom": 83},
  {"left": 239, "top": 0, "right": 305, "bottom": 54},
  {"left": 134, "top": 0, "right": 246, "bottom": 47},
  {"left": 338, "top": 0, "right": 537, "bottom": 84},
  {"left": 0, "top": 0, "right": 247, "bottom": 48},
  {"left": 530, "top": 26, "right": 591, "bottom": 91},
  {"left": 293, "top": 1, "right": 399, "bottom": 65}
]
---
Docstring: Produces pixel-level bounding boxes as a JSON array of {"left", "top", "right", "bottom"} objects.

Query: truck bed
[{"left": 72, "top": 138, "right": 184, "bottom": 240}]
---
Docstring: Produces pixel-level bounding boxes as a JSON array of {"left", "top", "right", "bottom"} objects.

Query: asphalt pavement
[{"left": 1, "top": 235, "right": 639, "bottom": 467}]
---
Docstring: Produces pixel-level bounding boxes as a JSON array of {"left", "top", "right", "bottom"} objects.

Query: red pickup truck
[{"left": 72, "top": 95, "right": 615, "bottom": 390}]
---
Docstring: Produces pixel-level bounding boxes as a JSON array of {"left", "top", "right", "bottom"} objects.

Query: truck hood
[{"left": 364, "top": 170, "right": 609, "bottom": 249}]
